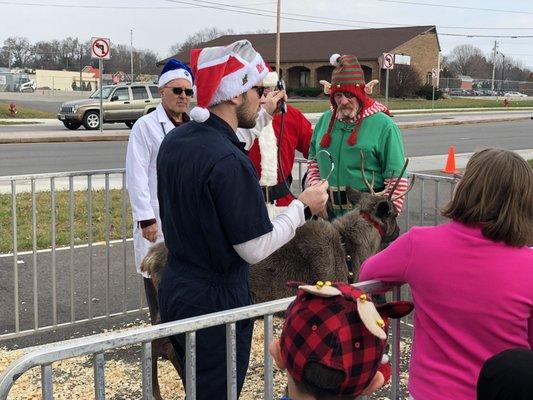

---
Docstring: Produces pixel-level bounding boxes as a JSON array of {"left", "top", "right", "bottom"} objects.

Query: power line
[
  {"left": 0, "top": 0, "right": 274, "bottom": 9},
  {"left": 374, "top": 0, "right": 533, "bottom": 15}
]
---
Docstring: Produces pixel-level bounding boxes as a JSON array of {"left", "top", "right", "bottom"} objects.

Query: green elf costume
[{"left": 307, "top": 53, "right": 408, "bottom": 216}]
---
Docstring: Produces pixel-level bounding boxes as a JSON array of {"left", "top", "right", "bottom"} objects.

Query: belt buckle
[{"left": 329, "top": 186, "right": 353, "bottom": 210}]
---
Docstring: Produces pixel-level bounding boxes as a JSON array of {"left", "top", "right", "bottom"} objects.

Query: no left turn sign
[
  {"left": 91, "top": 37, "right": 111, "bottom": 60},
  {"left": 382, "top": 53, "right": 395, "bottom": 70}
]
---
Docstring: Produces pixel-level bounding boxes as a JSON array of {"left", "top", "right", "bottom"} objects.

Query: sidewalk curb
[
  {"left": 0, "top": 134, "right": 129, "bottom": 144},
  {"left": 396, "top": 115, "right": 532, "bottom": 130}
]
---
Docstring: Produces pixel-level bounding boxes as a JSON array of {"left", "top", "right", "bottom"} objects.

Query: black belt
[
  {"left": 329, "top": 186, "right": 385, "bottom": 209},
  {"left": 261, "top": 175, "right": 292, "bottom": 203}
]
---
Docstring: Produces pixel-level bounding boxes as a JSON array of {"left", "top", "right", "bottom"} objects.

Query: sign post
[
  {"left": 431, "top": 66, "right": 441, "bottom": 112},
  {"left": 91, "top": 37, "right": 111, "bottom": 133},
  {"left": 381, "top": 53, "right": 395, "bottom": 104}
]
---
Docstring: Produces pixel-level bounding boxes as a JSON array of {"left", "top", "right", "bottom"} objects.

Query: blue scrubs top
[{"left": 157, "top": 112, "right": 273, "bottom": 282}]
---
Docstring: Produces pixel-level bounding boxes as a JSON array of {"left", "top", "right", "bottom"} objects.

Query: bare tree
[
  {"left": 389, "top": 65, "right": 422, "bottom": 98},
  {"left": 447, "top": 44, "right": 491, "bottom": 77},
  {"left": 3, "top": 36, "right": 32, "bottom": 67},
  {"left": 168, "top": 27, "right": 235, "bottom": 56}
]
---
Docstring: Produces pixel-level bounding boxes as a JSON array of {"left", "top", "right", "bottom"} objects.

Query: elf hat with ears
[
  {"left": 189, "top": 39, "right": 268, "bottom": 123},
  {"left": 320, "top": 53, "right": 377, "bottom": 148}
]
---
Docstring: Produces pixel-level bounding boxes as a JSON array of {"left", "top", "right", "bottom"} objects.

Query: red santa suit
[{"left": 248, "top": 104, "right": 312, "bottom": 217}]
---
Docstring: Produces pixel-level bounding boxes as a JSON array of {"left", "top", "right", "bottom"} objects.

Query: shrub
[
  {"left": 418, "top": 84, "right": 444, "bottom": 100},
  {"left": 389, "top": 65, "right": 422, "bottom": 98},
  {"left": 287, "top": 87, "right": 323, "bottom": 97}
]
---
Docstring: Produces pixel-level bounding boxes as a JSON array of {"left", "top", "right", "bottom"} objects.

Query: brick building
[{"left": 162, "top": 25, "right": 440, "bottom": 94}]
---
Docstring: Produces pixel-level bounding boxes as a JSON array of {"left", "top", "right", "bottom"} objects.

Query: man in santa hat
[
  {"left": 156, "top": 39, "right": 328, "bottom": 400},
  {"left": 237, "top": 70, "right": 313, "bottom": 219},
  {"left": 307, "top": 53, "right": 408, "bottom": 218}
]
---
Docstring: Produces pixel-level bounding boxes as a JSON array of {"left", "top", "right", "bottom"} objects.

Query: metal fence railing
[
  {"left": 0, "top": 280, "right": 405, "bottom": 400},
  {"left": 0, "top": 163, "right": 457, "bottom": 342}
]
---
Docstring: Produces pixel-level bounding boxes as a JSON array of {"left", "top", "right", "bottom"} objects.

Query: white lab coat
[{"left": 126, "top": 104, "right": 174, "bottom": 276}]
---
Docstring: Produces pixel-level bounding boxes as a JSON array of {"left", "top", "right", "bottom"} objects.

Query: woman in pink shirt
[{"left": 359, "top": 148, "right": 533, "bottom": 400}]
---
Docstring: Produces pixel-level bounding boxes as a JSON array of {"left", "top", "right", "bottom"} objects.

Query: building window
[
  {"left": 299, "top": 70, "right": 310, "bottom": 87},
  {"left": 426, "top": 72, "right": 432, "bottom": 85}
]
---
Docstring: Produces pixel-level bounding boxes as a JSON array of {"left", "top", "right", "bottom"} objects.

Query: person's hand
[
  {"left": 142, "top": 222, "right": 158, "bottom": 243},
  {"left": 316, "top": 205, "right": 329, "bottom": 220},
  {"left": 298, "top": 180, "right": 329, "bottom": 215},
  {"left": 262, "top": 90, "right": 287, "bottom": 115}
]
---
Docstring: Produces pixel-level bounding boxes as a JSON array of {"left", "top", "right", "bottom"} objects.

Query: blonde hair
[{"left": 442, "top": 149, "right": 533, "bottom": 247}]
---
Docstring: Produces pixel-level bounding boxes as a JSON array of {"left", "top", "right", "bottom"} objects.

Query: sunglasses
[
  {"left": 252, "top": 86, "right": 265, "bottom": 97},
  {"left": 167, "top": 86, "right": 194, "bottom": 97}
]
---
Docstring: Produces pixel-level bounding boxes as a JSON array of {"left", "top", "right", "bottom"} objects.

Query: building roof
[{"left": 160, "top": 25, "right": 438, "bottom": 66}]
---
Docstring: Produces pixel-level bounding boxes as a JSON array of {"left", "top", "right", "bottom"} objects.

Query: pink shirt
[{"left": 359, "top": 221, "right": 533, "bottom": 400}]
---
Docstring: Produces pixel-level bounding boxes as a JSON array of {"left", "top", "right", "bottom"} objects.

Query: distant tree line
[{"left": 0, "top": 36, "right": 160, "bottom": 74}]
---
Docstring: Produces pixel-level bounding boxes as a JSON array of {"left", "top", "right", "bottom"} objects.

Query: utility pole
[
  {"left": 130, "top": 29, "right": 134, "bottom": 83},
  {"left": 500, "top": 53, "right": 506, "bottom": 92},
  {"left": 79, "top": 44, "right": 83, "bottom": 91},
  {"left": 491, "top": 40, "right": 498, "bottom": 93},
  {"left": 275, "top": 0, "right": 281, "bottom": 76}
]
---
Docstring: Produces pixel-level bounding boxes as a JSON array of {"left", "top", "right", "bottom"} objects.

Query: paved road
[{"left": 1, "top": 120, "right": 532, "bottom": 176}]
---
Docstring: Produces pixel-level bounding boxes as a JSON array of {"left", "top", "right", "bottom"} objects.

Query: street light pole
[
  {"left": 130, "top": 29, "right": 134, "bottom": 83},
  {"left": 500, "top": 53, "right": 505, "bottom": 92},
  {"left": 490, "top": 40, "right": 498, "bottom": 93}
]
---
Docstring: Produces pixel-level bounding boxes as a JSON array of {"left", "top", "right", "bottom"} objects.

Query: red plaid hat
[{"left": 280, "top": 281, "right": 413, "bottom": 397}]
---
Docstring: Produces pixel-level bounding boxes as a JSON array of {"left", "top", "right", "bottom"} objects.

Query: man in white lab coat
[{"left": 126, "top": 59, "right": 195, "bottom": 320}]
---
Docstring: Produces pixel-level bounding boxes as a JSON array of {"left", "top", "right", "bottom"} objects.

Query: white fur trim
[
  {"left": 330, "top": 53, "right": 341, "bottom": 67},
  {"left": 158, "top": 69, "right": 194, "bottom": 88},
  {"left": 258, "top": 122, "right": 278, "bottom": 186},
  {"left": 262, "top": 71, "right": 279, "bottom": 88},
  {"left": 209, "top": 53, "right": 268, "bottom": 106},
  {"left": 190, "top": 106, "right": 209, "bottom": 122}
]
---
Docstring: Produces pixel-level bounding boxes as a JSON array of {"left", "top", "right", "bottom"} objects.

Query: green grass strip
[
  {"left": 0, "top": 189, "right": 133, "bottom": 254},
  {"left": 0, "top": 102, "right": 56, "bottom": 119}
]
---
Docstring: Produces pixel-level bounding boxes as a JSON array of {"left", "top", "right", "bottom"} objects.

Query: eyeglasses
[
  {"left": 252, "top": 86, "right": 265, "bottom": 97},
  {"left": 166, "top": 86, "right": 194, "bottom": 97},
  {"left": 334, "top": 91, "right": 356, "bottom": 99}
]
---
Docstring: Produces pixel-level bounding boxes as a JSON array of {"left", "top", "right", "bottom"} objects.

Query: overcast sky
[{"left": 1, "top": 0, "right": 532, "bottom": 69}]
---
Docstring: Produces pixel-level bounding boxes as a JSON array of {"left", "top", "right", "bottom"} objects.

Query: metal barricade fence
[
  {"left": 0, "top": 163, "right": 457, "bottom": 342},
  {"left": 0, "top": 169, "right": 144, "bottom": 341},
  {"left": 0, "top": 280, "right": 404, "bottom": 400}
]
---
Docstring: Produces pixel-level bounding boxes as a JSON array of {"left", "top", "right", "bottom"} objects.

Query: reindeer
[{"left": 140, "top": 159, "right": 413, "bottom": 398}]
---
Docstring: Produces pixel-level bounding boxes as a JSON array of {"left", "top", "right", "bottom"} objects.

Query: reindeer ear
[
  {"left": 376, "top": 301, "right": 414, "bottom": 319},
  {"left": 346, "top": 186, "right": 362, "bottom": 205},
  {"left": 376, "top": 200, "right": 393, "bottom": 219}
]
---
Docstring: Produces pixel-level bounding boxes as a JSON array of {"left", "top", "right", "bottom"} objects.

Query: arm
[
  {"left": 295, "top": 110, "right": 313, "bottom": 159},
  {"left": 126, "top": 121, "right": 156, "bottom": 223},
  {"left": 305, "top": 118, "right": 321, "bottom": 187},
  {"left": 379, "top": 120, "right": 408, "bottom": 213},
  {"left": 358, "top": 230, "right": 413, "bottom": 283},
  {"left": 233, "top": 200, "right": 305, "bottom": 264}
]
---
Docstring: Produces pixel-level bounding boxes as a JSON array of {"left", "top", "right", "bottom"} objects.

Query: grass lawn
[
  {"left": 289, "top": 97, "right": 533, "bottom": 114},
  {"left": 0, "top": 102, "right": 56, "bottom": 119},
  {"left": 0, "top": 189, "right": 133, "bottom": 254},
  {"left": 529, "top": 159, "right": 533, "bottom": 168}
]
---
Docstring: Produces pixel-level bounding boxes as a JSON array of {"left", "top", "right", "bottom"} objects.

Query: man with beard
[
  {"left": 156, "top": 40, "right": 328, "bottom": 400},
  {"left": 306, "top": 53, "right": 408, "bottom": 218}
]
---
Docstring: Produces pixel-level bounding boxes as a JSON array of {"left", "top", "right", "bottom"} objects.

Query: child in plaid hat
[{"left": 269, "top": 281, "right": 413, "bottom": 399}]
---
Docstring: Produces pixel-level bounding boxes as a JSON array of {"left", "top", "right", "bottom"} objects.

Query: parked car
[
  {"left": 19, "top": 78, "right": 36, "bottom": 93},
  {"left": 57, "top": 82, "right": 161, "bottom": 130},
  {"left": 449, "top": 89, "right": 465, "bottom": 96},
  {"left": 503, "top": 91, "right": 528, "bottom": 98}
]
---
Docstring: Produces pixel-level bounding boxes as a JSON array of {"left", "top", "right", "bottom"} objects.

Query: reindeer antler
[
  {"left": 387, "top": 159, "right": 410, "bottom": 199},
  {"left": 391, "top": 175, "right": 416, "bottom": 202}
]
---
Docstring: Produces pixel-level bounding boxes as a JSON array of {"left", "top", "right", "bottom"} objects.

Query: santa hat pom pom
[
  {"left": 190, "top": 106, "right": 210, "bottom": 122},
  {"left": 330, "top": 53, "right": 341, "bottom": 67}
]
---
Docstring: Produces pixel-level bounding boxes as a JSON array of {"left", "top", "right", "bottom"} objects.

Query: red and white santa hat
[{"left": 189, "top": 39, "right": 269, "bottom": 122}]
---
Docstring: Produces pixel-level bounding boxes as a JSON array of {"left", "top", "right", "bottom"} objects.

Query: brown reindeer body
[{"left": 141, "top": 188, "right": 400, "bottom": 304}]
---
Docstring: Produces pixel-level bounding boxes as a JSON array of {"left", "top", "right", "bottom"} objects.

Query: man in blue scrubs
[{"left": 156, "top": 40, "right": 329, "bottom": 399}]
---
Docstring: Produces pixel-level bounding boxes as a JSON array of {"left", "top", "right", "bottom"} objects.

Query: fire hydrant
[
  {"left": 503, "top": 98, "right": 509, "bottom": 108},
  {"left": 8, "top": 103, "right": 17, "bottom": 117}
]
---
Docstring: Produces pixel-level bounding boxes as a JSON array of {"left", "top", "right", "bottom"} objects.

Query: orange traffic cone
[{"left": 442, "top": 145, "right": 459, "bottom": 174}]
